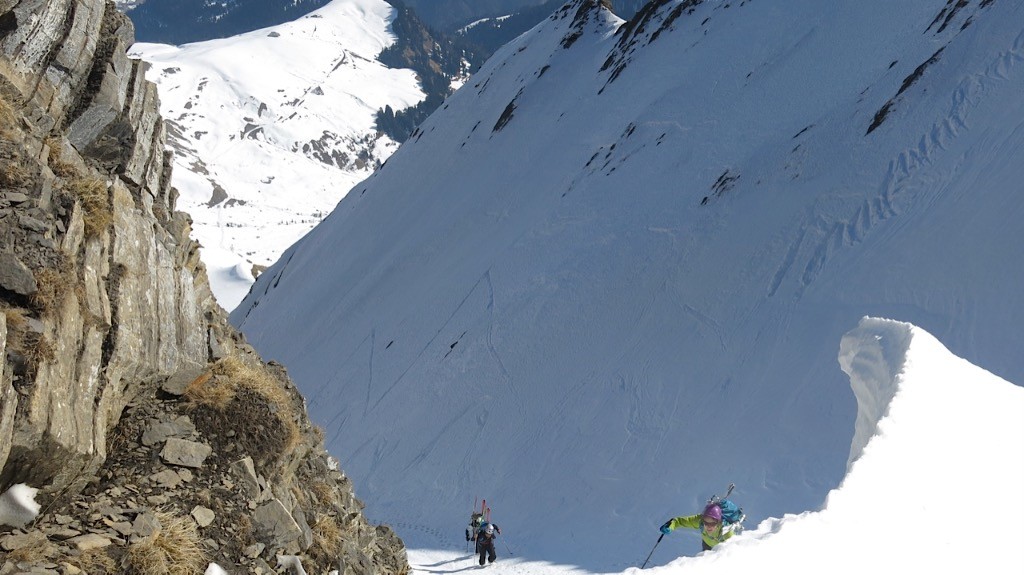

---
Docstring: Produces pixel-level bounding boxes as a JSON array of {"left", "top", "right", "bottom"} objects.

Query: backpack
[
  {"left": 717, "top": 499, "right": 744, "bottom": 525},
  {"left": 465, "top": 512, "right": 485, "bottom": 541},
  {"left": 470, "top": 512, "right": 485, "bottom": 529}
]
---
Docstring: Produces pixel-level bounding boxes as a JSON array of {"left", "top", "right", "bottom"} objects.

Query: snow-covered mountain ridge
[
  {"left": 232, "top": 0, "right": 1023, "bottom": 568},
  {"left": 130, "top": 0, "right": 425, "bottom": 308}
]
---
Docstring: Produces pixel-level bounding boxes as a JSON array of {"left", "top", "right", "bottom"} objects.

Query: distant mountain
[
  {"left": 456, "top": 0, "right": 568, "bottom": 51},
  {"left": 373, "top": 2, "right": 488, "bottom": 142},
  {"left": 231, "top": 0, "right": 1024, "bottom": 566},
  {"left": 120, "top": 0, "right": 646, "bottom": 144},
  {"left": 123, "top": 0, "right": 554, "bottom": 309},
  {"left": 118, "top": 0, "right": 644, "bottom": 45},
  {"left": 395, "top": 0, "right": 647, "bottom": 49},
  {"left": 396, "top": 0, "right": 554, "bottom": 31},
  {"left": 373, "top": 0, "right": 650, "bottom": 142},
  {"left": 129, "top": 0, "right": 426, "bottom": 309},
  {"left": 120, "top": 0, "right": 334, "bottom": 45}
]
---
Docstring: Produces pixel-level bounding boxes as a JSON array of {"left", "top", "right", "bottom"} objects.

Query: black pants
[
  {"left": 476, "top": 539, "right": 497, "bottom": 565},
  {"left": 702, "top": 540, "right": 712, "bottom": 551}
]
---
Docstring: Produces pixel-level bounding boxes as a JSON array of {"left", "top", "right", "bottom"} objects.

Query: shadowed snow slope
[{"left": 232, "top": 0, "right": 1024, "bottom": 568}]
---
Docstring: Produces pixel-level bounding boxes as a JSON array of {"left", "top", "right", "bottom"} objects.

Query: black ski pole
[{"left": 640, "top": 533, "right": 664, "bottom": 569}]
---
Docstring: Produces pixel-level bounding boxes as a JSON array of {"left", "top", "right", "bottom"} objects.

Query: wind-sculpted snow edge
[
  {"left": 837, "top": 317, "right": 915, "bottom": 471},
  {"left": 632, "top": 317, "right": 1023, "bottom": 572}
]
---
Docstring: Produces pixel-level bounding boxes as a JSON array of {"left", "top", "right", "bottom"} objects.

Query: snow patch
[{"left": 0, "top": 484, "right": 40, "bottom": 528}]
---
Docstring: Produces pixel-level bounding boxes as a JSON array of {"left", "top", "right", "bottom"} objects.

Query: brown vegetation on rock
[
  {"left": 67, "top": 176, "right": 113, "bottom": 238},
  {"left": 122, "top": 510, "right": 208, "bottom": 575}
]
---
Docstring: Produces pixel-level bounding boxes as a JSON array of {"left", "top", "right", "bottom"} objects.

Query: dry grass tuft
[
  {"left": 4, "top": 306, "right": 28, "bottom": 332},
  {"left": 1, "top": 155, "right": 29, "bottom": 187},
  {"left": 184, "top": 370, "right": 236, "bottom": 410},
  {"left": 310, "top": 481, "right": 335, "bottom": 506},
  {"left": 3, "top": 307, "right": 30, "bottom": 354},
  {"left": 64, "top": 548, "right": 117, "bottom": 573},
  {"left": 235, "top": 513, "right": 255, "bottom": 546},
  {"left": 4, "top": 536, "right": 56, "bottom": 564},
  {"left": 186, "top": 357, "right": 303, "bottom": 471},
  {"left": 0, "top": 93, "right": 15, "bottom": 132},
  {"left": 213, "top": 357, "right": 289, "bottom": 407},
  {"left": 2, "top": 307, "right": 52, "bottom": 380},
  {"left": 213, "top": 356, "right": 300, "bottom": 451},
  {"left": 310, "top": 514, "right": 345, "bottom": 562},
  {"left": 31, "top": 265, "right": 74, "bottom": 315},
  {"left": 122, "top": 510, "right": 207, "bottom": 575},
  {"left": 45, "top": 136, "right": 78, "bottom": 178},
  {"left": 23, "top": 331, "right": 56, "bottom": 375},
  {"left": 0, "top": 92, "right": 31, "bottom": 184},
  {"left": 68, "top": 176, "right": 112, "bottom": 237}
]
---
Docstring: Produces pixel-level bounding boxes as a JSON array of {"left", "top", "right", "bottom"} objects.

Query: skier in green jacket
[{"left": 660, "top": 503, "right": 733, "bottom": 551}]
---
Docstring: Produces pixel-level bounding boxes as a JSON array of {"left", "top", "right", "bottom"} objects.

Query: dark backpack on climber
[{"left": 465, "top": 512, "right": 485, "bottom": 541}]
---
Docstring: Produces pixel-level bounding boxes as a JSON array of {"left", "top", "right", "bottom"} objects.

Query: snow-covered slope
[
  {"left": 407, "top": 318, "right": 1024, "bottom": 572},
  {"left": 231, "top": 0, "right": 1024, "bottom": 567},
  {"left": 129, "top": 0, "right": 425, "bottom": 309}
]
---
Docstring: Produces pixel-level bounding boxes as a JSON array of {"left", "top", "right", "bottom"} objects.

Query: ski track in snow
[
  {"left": 484, "top": 270, "right": 527, "bottom": 423},
  {"left": 388, "top": 522, "right": 460, "bottom": 553},
  {"left": 366, "top": 270, "right": 494, "bottom": 415},
  {"left": 790, "top": 23, "right": 1024, "bottom": 297}
]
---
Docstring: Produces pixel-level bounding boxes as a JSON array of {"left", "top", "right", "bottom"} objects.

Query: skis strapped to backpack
[
  {"left": 708, "top": 483, "right": 746, "bottom": 531},
  {"left": 467, "top": 499, "right": 487, "bottom": 544},
  {"left": 466, "top": 498, "right": 493, "bottom": 540}
]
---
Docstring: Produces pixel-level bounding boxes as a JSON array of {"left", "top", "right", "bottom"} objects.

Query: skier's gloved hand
[{"left": 659, "top": 521, "right": 672, "bottom": 535}]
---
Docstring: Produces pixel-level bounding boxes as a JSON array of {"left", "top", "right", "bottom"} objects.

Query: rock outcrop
[{"left": 0, "top": 1, "right": 407, "bottom": 573}]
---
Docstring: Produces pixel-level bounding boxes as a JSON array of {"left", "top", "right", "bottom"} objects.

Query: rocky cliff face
[{"left": 0, "top": 1, "right": 407, "bottom": 573}]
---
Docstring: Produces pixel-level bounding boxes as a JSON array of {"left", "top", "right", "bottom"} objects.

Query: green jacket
[{"left": 666, "top": 514, "right": 733, "bottom": 548}]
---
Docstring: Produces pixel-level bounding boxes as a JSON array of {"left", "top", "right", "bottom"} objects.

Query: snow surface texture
[
  {"left": 404, "top": 318, "right": 1024, "bottom": 574},
  {"left": 232, "top": 0, "right": 1024, "bottom": 568},
  {"left": 129, "top": 0, "right": 425, "bottom": 310}
]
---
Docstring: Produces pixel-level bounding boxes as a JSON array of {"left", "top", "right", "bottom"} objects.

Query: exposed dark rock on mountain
[{"left": 374, "top": 1, "right": 487, "bottom": 142}]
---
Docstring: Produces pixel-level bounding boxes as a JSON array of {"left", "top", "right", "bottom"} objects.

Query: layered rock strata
[{"left": 0, "top": 1, "right": 407, "bottom": 573}]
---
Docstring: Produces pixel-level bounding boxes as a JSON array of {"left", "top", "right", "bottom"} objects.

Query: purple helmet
[{"left": 702, "top": 504, "right": 722, "bottom": 522}]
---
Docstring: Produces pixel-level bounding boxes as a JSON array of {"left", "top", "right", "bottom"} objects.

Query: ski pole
[
  {"left": 468, "top": 497, "right": 476, "bottom": 553},
  {"left": 640, "top": 534, "right": 664, "bottom": 569}
]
